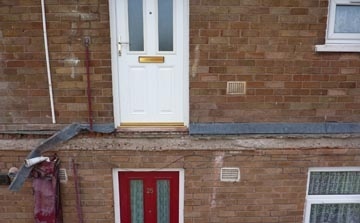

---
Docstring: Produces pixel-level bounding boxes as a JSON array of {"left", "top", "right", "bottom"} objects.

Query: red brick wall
[
  {"left": 0, "top": 0, "right": 113, "bottom": 125},
  {"left": 189, "top": 0, "right": 360, "bottom": 123},
  {"left": 0, "top": 147, "right": 358, "bottom": 223},
  {"left": 1, "top": 0, "right": 360, "bottom": 126}
]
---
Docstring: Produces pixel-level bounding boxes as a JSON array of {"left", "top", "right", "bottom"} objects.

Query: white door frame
[
  {"left": 112, "top": 168, "right": 185, "bottom": 223},
  {"left": 109, "top": 0, "right": 189, "bottom": 127}
]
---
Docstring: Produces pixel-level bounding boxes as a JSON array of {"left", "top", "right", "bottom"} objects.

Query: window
[
  {"left": 315, "top": 0, "right": 360, "bottom": 52},
  {"left": 158, "top": 0, "right": 174, "bottom": 51},
  {"left": 304, "top": 167, "right": 360, "bottom": 223},
  {"left": 128, "top": 0, "right": 144, "bottom": 51}
]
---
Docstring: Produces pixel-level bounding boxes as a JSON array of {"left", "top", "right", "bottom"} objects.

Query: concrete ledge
[
  {"left": 189, "top": 123, "right": 360, "bottom": 135},
  {"left": 1, "top": 134, "right": 360, "bottom": 152},
  {"left": 315, "top": 44, "right": 360, "bottom": 52}
]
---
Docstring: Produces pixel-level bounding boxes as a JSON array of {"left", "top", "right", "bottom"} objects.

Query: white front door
[{"left": 111, "top": 0, "right": 188, "bottom": 127}]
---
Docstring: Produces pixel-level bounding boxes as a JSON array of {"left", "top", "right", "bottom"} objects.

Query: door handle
[{"left": 118, "top": 41, "right": 129, "bottom": 56}]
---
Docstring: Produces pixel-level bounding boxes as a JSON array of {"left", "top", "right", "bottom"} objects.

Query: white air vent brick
[
  {"left": 227, "top": 81, "right": 246, "bottom": 95},
  {"left": 221, "top": 167, "right": 240, "bottom": 182},
  {"left": 59, "top": 168, "right": 68, "bottom": 183}
]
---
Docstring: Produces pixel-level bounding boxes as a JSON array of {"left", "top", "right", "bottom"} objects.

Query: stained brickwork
[
  {"left": 1, "top": 1, "right": 360, "bottom": 126},
  {"left": 1, "top": 1, "right": 359, "bottom": 222},
  {"left": 0, "top": 0, "right": 113, "bottom": 125},
  {"left": 1, "top": 147, "right": 359, "bottom": 223},
  {"left": 189, "top": 0, "right": 360, "bottom": 123}
]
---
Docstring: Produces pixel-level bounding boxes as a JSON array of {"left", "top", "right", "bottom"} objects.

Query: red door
[{"left": 119, "top": 171, "right": 179, "bottom": 223}]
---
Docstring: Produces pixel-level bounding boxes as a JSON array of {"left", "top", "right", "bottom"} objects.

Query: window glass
[
  {"left": 130, "top": 180, "right": 144, "bottom": 223},
  {"left": 128, "top": 0, "right": 144, "bottom": 51},
  {"left": 308, "top": 171, "right": 360, "bottom": 195},
  {"left": 305, "top": 169, "right": 360, "bottom": 223},
  {"left": 335, "top": 5, "right": 360, "bottom": 33},
  {"left": 310, "top": 203, "right": 360, "bottom": 223},
  {"left": 157, "top": 180, "right": 170, "bottom": 223},
  {"left": 158, "top": 0, "right": 174, "bottom": 51}
]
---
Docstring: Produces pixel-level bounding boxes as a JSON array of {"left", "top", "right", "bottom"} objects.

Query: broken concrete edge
[
  {"left": 0, "top": 123, "right": 116, "bottom": 136},
  {"left": 8, "top": 123, "right": 115, "bottom": 192},
  {"left": 6, "top": 122, "right": 360, "bottom": 191},
  {"left": 2, "top": 133, "right": 360, "bottom": 151}
]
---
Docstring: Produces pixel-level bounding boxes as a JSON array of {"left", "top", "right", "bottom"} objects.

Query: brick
[
  {"left": 339, "top": 82, "right": 356, "bottom": 88},
  {"left": 290, "top": 8, "right": 309, "bottom": 15},
  {"left": 1, "top": 0, "right": 359, "bottom": 125}
]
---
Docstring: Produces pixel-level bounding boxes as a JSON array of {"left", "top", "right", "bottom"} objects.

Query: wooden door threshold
[{"left": 117, "top": 122, "right": 188, "bottom": 133}]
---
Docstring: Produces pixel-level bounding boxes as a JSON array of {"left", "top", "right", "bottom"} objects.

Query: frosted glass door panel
[
  {"left": 157, "top": 180, "right": 170, "bottom": 223},
  {"left": 130, "top": 180, "right": 144, "bottom": 223},
  {"left": 128, "top": 0, "right": 144, "bottom": 51},
  {"left": 158, "top": 0, "right": 173, "bottom": 51}
]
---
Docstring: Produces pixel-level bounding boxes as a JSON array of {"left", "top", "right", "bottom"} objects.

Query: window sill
[{"left": 315, "top": 44, "right": 360, "bottom": 52}]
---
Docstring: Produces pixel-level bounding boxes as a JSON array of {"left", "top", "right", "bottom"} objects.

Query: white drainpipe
[{"left": 41, "top": 0, "right": 56, "bottom": 124}]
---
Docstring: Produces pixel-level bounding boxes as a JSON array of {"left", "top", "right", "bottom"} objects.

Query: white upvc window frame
[
  {"left": 316, "top": 0, "right": 360, "bottom": 52},
  {"left": 303, "top": 167, "right": 360, "bottom": 223}
]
